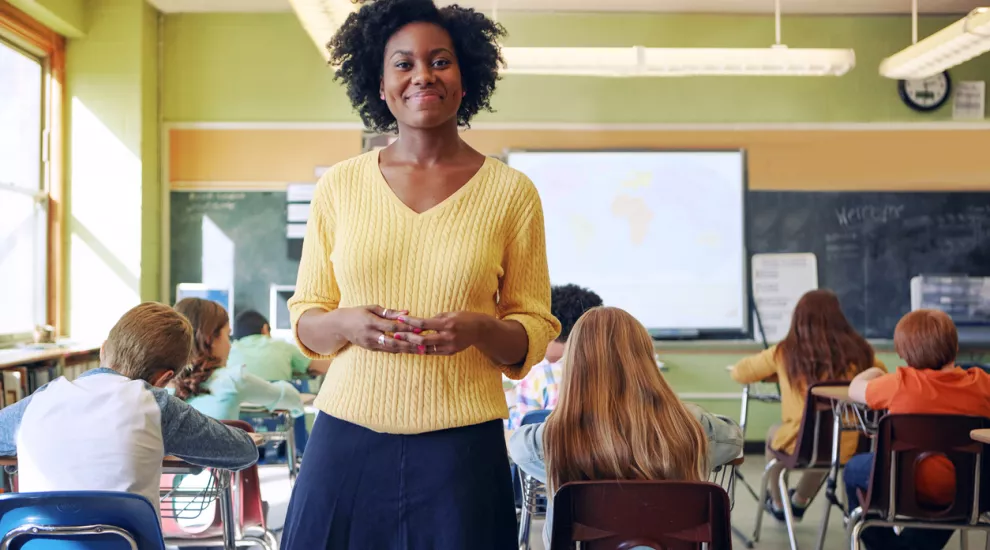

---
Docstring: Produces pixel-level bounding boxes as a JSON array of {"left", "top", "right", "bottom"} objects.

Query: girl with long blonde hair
[{"left": 509, "top": 307, "right": 743, "bottom": 546}]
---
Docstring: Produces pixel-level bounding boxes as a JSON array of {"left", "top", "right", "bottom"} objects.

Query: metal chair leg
[
  {"left": 846, "top": 507, "right": 863, "bottom": 550},
  {"left": 962, "top": 531, "right": 971, "bottom": 550},
  {"left": 285, "top": 414, "right": 298, "bottom": 485},
  {"left": 242, "top": 535, "right": 274, "bottom": 550},
  {"left": 778, "top": 467, "right": 799, "bottom": 550},
  {"left": 849, "top": 518, "right": 866, "bottom": 550},
  {"left": 263, "top": 530, "right": 278, "bottom": 550},
  {"left": 518, "top": 504, "right": 531, "bottom": 550},
  {"left": 815, "top": 481, "right": 833, "bottom": 550},
  {"left": 517, "top": 475, "right": 533, "bottom": 550},
  {"left": 752, "top": 458, "right": 777, "bottom": 542}
]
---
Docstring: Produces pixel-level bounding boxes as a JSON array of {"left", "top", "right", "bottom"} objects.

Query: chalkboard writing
[{"left": 750, "top": 192, "right": 990, "bottom": 338}]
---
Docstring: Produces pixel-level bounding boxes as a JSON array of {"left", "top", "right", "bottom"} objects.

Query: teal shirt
[
  {"left": 185, "top": 365, "right": 305, "bottom": 421},
  {"left": 228, "top": 335, "right": 312, "bottom": 382}
]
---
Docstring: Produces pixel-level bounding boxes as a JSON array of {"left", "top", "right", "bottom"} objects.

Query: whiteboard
[
  {"left": 507, "top": 150, "right": 747, "bottom": 335},
  {"left": 751, "top": 253, "right": 819, "bottom": 343}
]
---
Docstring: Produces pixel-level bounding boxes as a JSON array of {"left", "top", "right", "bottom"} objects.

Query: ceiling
[{"left": 149, "top": 0, "right": 985, "bottom": 14}]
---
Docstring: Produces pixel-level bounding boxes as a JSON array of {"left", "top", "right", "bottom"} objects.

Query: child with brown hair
[
  {"left": 847, "top": 309, "right": 990, "bottom": 550},
  {"left": 731, "top": 289, "right": 886, "bottom": 520},
  {"left": 172, "top": 298, "right": 304, "bottom": 421},
  {"left": 0, "top": 302, "right": 258, "bottom": 515}
]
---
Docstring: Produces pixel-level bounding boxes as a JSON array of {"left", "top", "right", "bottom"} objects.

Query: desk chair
[
  {"left": 548, "top": 480, "right": 731, "bottom": 550},
  {"left": 731, "top": 375, "right": 782, "bottom": 548},
  {"left": 847, "top": 414, "right": 990, "bottom": 550},
  {"left": 516, "top": 409, "right": 552, "bottom": 550},
  {"left": 239, "top": 406, "right": 299, "bottom": 483},
  {"left": 161, "top": 421, "right": 278, "bottom": 550},
  {"left": 752, "top": 381, "right": 849, "bottom": 550},
  {"left": 0, "top": 491, "right": 165, "bottom": 549}
]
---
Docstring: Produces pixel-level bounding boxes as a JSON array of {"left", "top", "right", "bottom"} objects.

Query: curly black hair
[
  {"left": 552, "top": 284, "right": 604, "bottom": 342},
  {"left": 327, "top": 0, "right": 506, "bottom": 133}
]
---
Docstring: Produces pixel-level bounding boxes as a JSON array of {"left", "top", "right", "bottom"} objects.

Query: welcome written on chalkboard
[{"left": 750, "top": 191, "right": 990, "bottom": 338}]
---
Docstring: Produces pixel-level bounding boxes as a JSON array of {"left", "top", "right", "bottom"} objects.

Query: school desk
[{"left": 970, "top": 429, "right": 990, "bottom": 445}]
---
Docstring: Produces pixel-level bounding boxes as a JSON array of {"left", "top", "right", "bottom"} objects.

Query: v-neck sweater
[{"left": 288, "top": 151, "right": 561, "bottom": 434}]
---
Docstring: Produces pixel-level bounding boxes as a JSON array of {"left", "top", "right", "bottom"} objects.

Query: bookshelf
[{"left": 0, "top": 344, "right": 99, "bottom": 407}]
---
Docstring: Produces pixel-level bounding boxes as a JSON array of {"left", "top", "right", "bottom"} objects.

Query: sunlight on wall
[
  {"left": 201, "top": 215, "right": 234, "bottom": 306},
  {"left": 69, "top": 96, "right": 142, "bottom": 341}
]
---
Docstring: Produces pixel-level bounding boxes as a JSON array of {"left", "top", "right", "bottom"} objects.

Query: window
[
  {"left": 0, "top": 38, "right": 45, "bottom": 340},
  {"left": 0, "top": 2, "right": 64, "bottom": 343}
]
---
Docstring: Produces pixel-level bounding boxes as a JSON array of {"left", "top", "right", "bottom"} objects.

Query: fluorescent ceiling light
[
  {"left": 288, "top": 0, "right": 854, "bottom": 78},
  {"left": 287, "top": 0, "right": 356, "bottom": 61},
  {"left": 501, "top": 45, "right": 855, "bottom": 77},
  {"left": 501, "top": 47, "right": 642, "bottom": 77},
  {"left": 880, "top": 7, "right": 990, "bottom": 80}
]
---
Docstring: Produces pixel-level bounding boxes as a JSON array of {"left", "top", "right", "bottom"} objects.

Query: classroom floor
[{"left": 222, "top": 457, "right": 982, "bottom": 550}]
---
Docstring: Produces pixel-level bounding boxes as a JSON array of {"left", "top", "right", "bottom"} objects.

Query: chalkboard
[
  {"left": 750, "top": 192, "right": 990, "bottom": 338},
  {"left": 170, "top": 191, "right": 299, "bottom": 321}
]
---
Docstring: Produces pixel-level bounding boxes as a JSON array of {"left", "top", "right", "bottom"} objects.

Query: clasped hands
[{"left": 345, "top": 305, "right": 486, "bottom": 356}]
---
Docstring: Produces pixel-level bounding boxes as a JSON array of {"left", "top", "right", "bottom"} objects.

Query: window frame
[{"left": 0, "top": 1, "right": 65, "bottom": 345}]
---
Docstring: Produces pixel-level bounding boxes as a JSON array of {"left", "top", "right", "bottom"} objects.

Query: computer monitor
[
  {"left": 270, "top": 285, "right": 295, "bottom": 341},
  {"left": 175, "top": 284, "right": 233, "bottom": 315}
]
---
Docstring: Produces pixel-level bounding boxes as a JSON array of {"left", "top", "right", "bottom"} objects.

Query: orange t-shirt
[{"left": 865, "top": 366, "right": 990, "bottom": 504}]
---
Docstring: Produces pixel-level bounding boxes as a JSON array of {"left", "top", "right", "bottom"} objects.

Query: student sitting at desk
[
  {"left": 229, "top": 310, "right": 330, "bottom": 385},
  {"left": 505, "top": 284, "right": 602, "bottom": 429},
  {"left": 731, "top": 289, "right": 886, "bottom": 522},
  {"left": 173, "top": 298, "right": 305, "bottom": 422},
  {"left": 229, "top": 309, "right": 325, "bottom": 457},
  {"left": 509, "top": 307, "right": 743, "bottom": 549},
  {"left": 0, "top": 303, "right": 258, "bottom": 515},
  {"left": 848, "top": 309, "right": 990, "bottom": 550}
]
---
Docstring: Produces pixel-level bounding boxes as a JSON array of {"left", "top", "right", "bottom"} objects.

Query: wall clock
[{"left": 899, "top": 72, "right": 951, "bottom": 112}]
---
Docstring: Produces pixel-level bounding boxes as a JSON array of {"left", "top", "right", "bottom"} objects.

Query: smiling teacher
[{"left": 280, "top": 0, "right": 560, "bottom": 548}]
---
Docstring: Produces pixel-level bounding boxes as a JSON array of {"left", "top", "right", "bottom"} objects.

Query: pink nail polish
[
  {"left": 394, "top": 334, "right": 403, "bottom": 341},
  {"left": 398, "top": 316, "right": 407, "bottom": 323},
  {"left": 414, "top": 328, "right": 422, "bottom": 334},
  {"left": 418, "top": 345, "right": 426, "bottom": 354}
]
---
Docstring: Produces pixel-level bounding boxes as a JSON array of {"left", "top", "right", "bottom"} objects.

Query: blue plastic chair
[
  {"left": 0, "top": 491, "right": 165, "bottom": 549},
  {"left": 520, "top": 409, "right": 551, "bottom": 426}
]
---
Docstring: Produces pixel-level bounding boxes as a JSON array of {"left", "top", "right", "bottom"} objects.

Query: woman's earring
[
  {"left": 380, "top": 93, "right": 385, "bottom": 100},
  {"left": 462, "top": 91, "right": 466, "bottom": 97}
]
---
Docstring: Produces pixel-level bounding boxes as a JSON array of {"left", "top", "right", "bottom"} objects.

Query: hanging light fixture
[
  {"left": 501, "top": 0, "right": 856, "bottom": 77},
  {"left": 880, "top": 0, "right": 990, "bottom": 80}
]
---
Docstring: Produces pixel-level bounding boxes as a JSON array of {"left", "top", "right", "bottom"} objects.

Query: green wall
[
  {"left": 140, "top": 1, "right": 161, "bottom": 304},
  {"left": 164, "top": 11, "right": 990, "bottom": 123},
  {"left": 8, "top": 0, "right": 86, "bottom": 37}
]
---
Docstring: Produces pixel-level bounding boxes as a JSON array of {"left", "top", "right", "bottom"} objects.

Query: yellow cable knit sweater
[{"left": 289, "top": 151, "right": 561, "bottom": 434}]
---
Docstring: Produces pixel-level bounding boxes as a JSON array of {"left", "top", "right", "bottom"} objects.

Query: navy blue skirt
[{"left": 280, "top": 413, "right": 517, "bottom": 550}]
